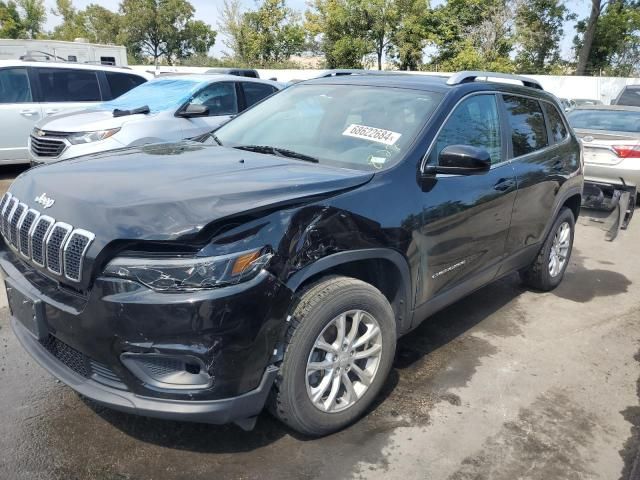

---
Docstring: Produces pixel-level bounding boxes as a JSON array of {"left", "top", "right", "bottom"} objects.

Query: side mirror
[
  {"left": 425, "top": 145, "right": 492, "bottom": 176},
  {"left": 177, "top": 103, "right": 210, "bottom": 118}
]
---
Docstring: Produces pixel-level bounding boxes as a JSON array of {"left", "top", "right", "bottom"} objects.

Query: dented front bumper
[{"left": 1, "top": 247, "right": 292, "bottom": 427}]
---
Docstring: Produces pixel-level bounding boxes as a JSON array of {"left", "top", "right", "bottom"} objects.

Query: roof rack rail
[
  {"left": 318, "top": 69, "right": 408, "bottom": 78},
  {"left": 446, "top": 71, "right": 543, "bottom": 90}
]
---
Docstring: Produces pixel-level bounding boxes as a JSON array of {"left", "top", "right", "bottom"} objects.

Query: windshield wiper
[
  {"left": 233, "top": 145, "right": 319, "bottom": 163},
  {"left": 113, "top": 105, "right": 150, "bottom": 117}
]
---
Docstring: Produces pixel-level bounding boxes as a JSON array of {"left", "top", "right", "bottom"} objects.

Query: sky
[{"left": 42, "top": 0, "right": 591, "bottom": 60}]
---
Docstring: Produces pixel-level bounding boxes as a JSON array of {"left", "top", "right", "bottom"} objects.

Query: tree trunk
[{"left": 576, "top": 0, "right": 603, "bottom": 75}]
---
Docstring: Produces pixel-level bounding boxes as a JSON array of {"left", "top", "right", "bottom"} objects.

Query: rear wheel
[
  {"left": 269, "top": 276, "right": 396, "bottom": 436},
  {"left": 520, "top": 207, "right": 575, "bottom": 291}
]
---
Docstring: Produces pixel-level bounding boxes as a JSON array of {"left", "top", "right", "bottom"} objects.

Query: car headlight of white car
[{"left": 67, "top": 128, "right": 121, "bottom": 145}]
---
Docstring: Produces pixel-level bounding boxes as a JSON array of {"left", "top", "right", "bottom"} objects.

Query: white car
[
  {"left": 29, "top": 75, "right": 283, "bottom": 165},
  {"left": 0, "top": 60, "right": 150, "bottom": 165}
]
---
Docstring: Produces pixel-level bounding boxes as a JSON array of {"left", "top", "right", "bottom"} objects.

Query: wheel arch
[{"left": 286, "top": 249, "right": 412, "bottom": 335}]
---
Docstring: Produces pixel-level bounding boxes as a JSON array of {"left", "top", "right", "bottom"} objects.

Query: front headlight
[
  {"left": 67, "top": 128, "right": 121, "bottom": 145},
  {"left": 103, "top": 248, "right": 272, "bottom": 291}
]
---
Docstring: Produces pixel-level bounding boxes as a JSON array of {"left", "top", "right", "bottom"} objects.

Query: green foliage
[
  {"left": 120, "top": 0, "right": 216, "bottom": 65},
  {"left": 0, "top": 1, "right": 24, "bottom": 38},
  {"left": 0, "top": 0, "right": 45, "bottom": 38},
  {"left": 428, "top": 0, "right": 515, "bottom": 72},
  {"left": 51, "top": 0, "right": 122, "bottom": 44},
  {"left": 515, "top": 0, "right": 574, "bottom": 73},
  {"left": 307, "top": 0, "right": 428, "bottom": 69},
  {"left": 574, "top": 0, "right": 640, "bottom": 76},
  {"left": 219, "top": 0, "right": 305, "bottom": 66}
]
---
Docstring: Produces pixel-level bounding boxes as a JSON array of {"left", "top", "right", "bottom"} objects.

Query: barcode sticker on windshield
[{"left": 342, "top": 124, "right": 402, "bottom": 146}]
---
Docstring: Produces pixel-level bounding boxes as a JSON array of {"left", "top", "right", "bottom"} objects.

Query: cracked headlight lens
[
  {"left": 67, "top": 128, "right": 121, "bottom": 144},
  {"left": 103, "top": 248, "right": 272, "bottom": 291}
]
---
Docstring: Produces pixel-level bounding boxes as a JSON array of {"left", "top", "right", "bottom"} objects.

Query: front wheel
[
  {"left": 268, "top": 276, "right": 396, "bottom": 436},
  {"left": 520, "top": 207, "right": 575, "bottom": 291}
]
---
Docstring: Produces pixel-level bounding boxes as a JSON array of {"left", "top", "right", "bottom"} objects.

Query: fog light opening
[{"left": 120, "top": 352, "right": 213, "bottom": 391}]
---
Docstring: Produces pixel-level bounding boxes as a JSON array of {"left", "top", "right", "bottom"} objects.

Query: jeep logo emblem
[{"left": 34, "top": 193, "right": 55, "bottom": 209}]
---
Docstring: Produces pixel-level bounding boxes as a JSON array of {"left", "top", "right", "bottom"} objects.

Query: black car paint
[{"left": 2, "top": 76, "right": 583, "bottom": 427}]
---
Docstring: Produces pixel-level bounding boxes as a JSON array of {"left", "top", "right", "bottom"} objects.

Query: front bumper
[
  {"left": 1, "top": 248, "right": 292, "bottom": 427},
  {"left": 12, "top": 315, "right": 277, "bottom": 426}
]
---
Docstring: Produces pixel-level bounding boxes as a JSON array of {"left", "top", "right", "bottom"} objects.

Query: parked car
[
  {"left": 2, "top": 71, "right": 585, "bottom": 437},
  {"left": 558, "top": 97, "right": 576, "bottom": 112},
  {"left": 612, "top": 84, "right": 640, "bottom": 107},
  {"left": 205, "top": 68, "right": 260, "bottom": 78},
  {"left": 0, "top": 60, "right": 149, "bottom": 165},
  {"left": 572, "top": 98, "right": 603, "bottom": 106},
  {"left": 567, "top": 105, "right": 639, "bottom": 228},
  {"left": 29, "top": 74, "right": 283, "bottom": 165}
]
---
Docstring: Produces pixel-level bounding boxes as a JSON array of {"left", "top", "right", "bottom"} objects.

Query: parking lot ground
[{"left": 0, "top": 167, "right": 638, "bottom": 480}]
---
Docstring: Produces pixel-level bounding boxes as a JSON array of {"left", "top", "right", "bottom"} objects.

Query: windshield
[
  {"left": 214, "top": 84, "right": 443, "bottom": 171},
  {"left": 567, "top": 109, "right": 640, "bottom": 133},
  {"left": 99, "top": 78, "right": 203, "bottom": 113}
]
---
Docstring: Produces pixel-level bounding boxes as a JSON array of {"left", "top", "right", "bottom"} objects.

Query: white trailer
[{"left": 0, "top": 39, "right": 128, "bottom": 67}]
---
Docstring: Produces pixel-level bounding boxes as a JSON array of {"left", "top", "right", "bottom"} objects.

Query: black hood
[{"left": 9, "top": 143, "right": 373, "bottom": 244}]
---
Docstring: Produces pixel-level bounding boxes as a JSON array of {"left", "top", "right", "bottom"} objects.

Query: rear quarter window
[
  {"left": 544, "top": 103, "right": 568, "bottom": 143},
  {"left": 105, "top": 72, "right": 147, "bottom": 99},
  {"left": 503, "top": 95, "right": 548, "bottom": 157}
]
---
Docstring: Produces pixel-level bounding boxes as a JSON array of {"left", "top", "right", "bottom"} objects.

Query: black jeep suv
[{"left": 1, "top": 71, "right": 583, "bottom": 436}]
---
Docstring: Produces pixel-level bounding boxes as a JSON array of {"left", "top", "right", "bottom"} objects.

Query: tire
[
  {"left": 520, "top": 207, "right": 575, "bottom": 291},
  {"left": 268, "top": 275, "right": 396, "bottom": 436}
]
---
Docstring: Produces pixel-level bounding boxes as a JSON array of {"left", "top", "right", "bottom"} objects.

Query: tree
[
  {"left": 234, "top": 0, "right": 306, "bottom": 64},
  {"left": 575, "top": 0, "right": 603, "bottom": 75},
  {"left": 120, "top": 0, "right": 216, "bottom": 66},
  {"left": 0, "top": 1, "right": 24, "bottom": 38},
  {"left": 430, "top": 0, "right": 515, "bottom": 72},
  {"left": 51, "top": 0, "right": 122, "bottom": 44},
  {"left": 16, "top": 0, "right": 45, "bottom": 38},
  {"left": 574, "top": 0, "right": 640, "bottom": 76},
  {"left": 0, "top": 0, "right": 44, "bottom": 38},
  {"left": 514, "top": 0, "right": 574, "bottom": 73},
  {"left": 306, "top": 0, "right": 374, "bottom": 68}
]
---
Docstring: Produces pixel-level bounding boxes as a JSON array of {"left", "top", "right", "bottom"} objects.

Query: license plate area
[{"left": 5, "top": 278, "right": 46, "bottom": 340}]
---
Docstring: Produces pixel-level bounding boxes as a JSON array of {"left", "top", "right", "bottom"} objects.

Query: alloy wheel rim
[
  {"left": 305, "top": 309, "right": 383, "bottom": 413},
  {"left": 549, "top": 221, "right": 571, "bottom": 277}
]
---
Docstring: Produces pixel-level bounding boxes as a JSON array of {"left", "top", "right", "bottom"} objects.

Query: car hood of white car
[{"left": 35, "top": 108, "right": 154, "bottom": 133}]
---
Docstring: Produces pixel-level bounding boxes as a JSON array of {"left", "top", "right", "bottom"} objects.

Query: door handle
[
  {"left": 45, "top": 109, "right": 60, "bottom": 115},
  {"left": 19, "top": 109, "right": 39, "bottom": 117},
  {"left": 494, "top": 178, "right": 516, "bottom": 192}
]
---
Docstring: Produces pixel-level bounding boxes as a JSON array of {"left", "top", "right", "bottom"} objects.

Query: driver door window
[
  {"left": 191, "top": 82, "right": 238, "bottom": 116},
  {"left": 429, "top": 94, "right": 502, "bottom": 165}
]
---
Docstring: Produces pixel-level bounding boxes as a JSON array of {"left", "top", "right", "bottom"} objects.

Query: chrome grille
[
  {"left": 30, "top": 216, "right": 53, "bottom": 266},
  {"left": 30, "top": 135, "right": 66, "bottom": 158},
  {"left": 46, "top": 223, "right": 72, "bottom": 275},
  {"left": 1, "top": 193, "right": 95, "bottom": 283},
  {"left": 2, "top": 197, "right": 17, "bottom": 238},
  {"left": 18, "top": 209, "right": 38, "bottom": 257},
  {"left": 9, "top": 203, "right": 26, "bottom": 248}
]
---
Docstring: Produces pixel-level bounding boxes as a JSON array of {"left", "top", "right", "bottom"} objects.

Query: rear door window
[
  {"left": 544, "top": 103, "right": 568, "bottom": 143},
  {"left": 503, "top": 95, "right": 548, "bottom": 157},
  {"left": 105, "top": 72, "right": 146, "bottom": 99},
  {"left": 242, "top": 82, "right": 277, "bottom": 108},
  {"left": 0, "top": 68, "right": 32, "bottom": 103},
  {"left": 190, "top": 82, "right": 238, "bottom": 116},
  {"left": 429, "top": 94, "right": 502, "bottom": 165},
  {"left": 35, "top": 68, "right": 101, "bottom": 102}
]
